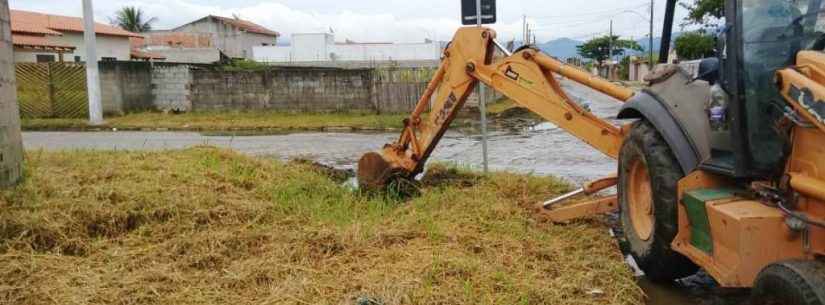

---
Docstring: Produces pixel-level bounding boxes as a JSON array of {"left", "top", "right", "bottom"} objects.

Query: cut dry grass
[
  {"left": 0, "top": 148, "right": 643, "bottom": 305},
  {"left": 21, "top": 111, "right": 411, "bottom": 132}
]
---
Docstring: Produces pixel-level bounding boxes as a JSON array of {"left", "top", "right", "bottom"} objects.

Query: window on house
[
  {"left": 36, "top": 54, "right": 56, "bottom": 63},
  {"left": 101, "top": 57, "right": 116, "bottom": 62},
  {"left": 74, "top": 56, "right": 81, "bottom": 62}
]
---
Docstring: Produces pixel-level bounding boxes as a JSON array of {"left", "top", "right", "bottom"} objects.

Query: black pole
[{"left": 658, "top": 0, "right": 677, "bottom": 63}]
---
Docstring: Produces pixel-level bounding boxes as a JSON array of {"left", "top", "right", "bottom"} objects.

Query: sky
[{"left": 9, "top": 0, "right": 691, "bottom": 43}]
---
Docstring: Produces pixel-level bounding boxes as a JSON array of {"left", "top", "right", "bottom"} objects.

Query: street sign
[{"left": 461, "top": 0, "right": 496, "bottom": 25}]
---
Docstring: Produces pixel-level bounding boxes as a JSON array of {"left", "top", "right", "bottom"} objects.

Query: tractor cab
[{"left": 706, "top": 0, "right": 825, "bottom": 178}]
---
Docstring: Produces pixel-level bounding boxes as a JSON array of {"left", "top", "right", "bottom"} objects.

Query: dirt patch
[{"left": 290, "top": 158, "right": 354, "bottom": 183}]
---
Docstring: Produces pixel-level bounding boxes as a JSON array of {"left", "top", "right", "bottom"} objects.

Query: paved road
[{"left": 22, "top": 80, "right": 623, "bottom": 184}]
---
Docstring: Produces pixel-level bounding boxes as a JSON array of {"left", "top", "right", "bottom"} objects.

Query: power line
[{"left": 530, "top": 2, "right": 650, "bottom": 20}]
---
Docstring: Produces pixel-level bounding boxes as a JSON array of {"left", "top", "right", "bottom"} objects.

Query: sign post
[{"left": 462, "top": 0, "right": 495, "bottom": 173}]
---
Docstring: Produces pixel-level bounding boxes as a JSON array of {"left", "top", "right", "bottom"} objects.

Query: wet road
[{"left": 22, "top": 80, "right": 622, "bottom": 185}]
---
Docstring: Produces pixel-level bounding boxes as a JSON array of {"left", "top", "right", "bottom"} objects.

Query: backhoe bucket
[{"left": 357, "top": 152, "right": 396, "bottom": 191}]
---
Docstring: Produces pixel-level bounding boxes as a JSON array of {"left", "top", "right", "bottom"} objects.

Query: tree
[
  {"left": 110, "top": 6, "right": 156, "bottom": 33},
  {"left": 674, "top": 31, "right": 716, "bottom": 60},
  {"left": 681, "top": 0, "right": 724, "bottom": 25},
  {"left": 576, "top": 35, "right": 642, "bottom": 66}
]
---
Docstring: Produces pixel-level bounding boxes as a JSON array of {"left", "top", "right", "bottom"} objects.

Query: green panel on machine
[{"left": 682, "top": 189, "right": 738, "bottom": 254}]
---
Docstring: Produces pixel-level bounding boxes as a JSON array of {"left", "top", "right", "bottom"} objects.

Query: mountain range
[{"left": 533, "top": 33, "right": 683, "bottom": 60}]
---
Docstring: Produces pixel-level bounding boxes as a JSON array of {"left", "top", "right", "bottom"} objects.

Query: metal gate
[{"left": 15, "top": 62, "right": 88, "bottom": 118}]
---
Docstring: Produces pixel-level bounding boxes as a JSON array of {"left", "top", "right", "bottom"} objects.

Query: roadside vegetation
[
  {"left": 0, "top": 148, "right": 642, "bottom": 304},
  {"left": 21, "top": 105, "right": 533, "bottom": 133},
  {"left": 21, "top": 111, "right": 411, "bottom": 132}
]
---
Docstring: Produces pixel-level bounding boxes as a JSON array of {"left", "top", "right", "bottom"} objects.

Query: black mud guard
[{"left": 617, "top": 91, "right": 700, "bottom": 175}]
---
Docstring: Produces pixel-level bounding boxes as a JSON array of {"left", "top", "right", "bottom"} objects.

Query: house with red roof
[
  {"left": 138, "top": 15, "right": 279, "bottom": 61},
  {"left": 9, "top": 9, "right": 162, "bottom": 63}
]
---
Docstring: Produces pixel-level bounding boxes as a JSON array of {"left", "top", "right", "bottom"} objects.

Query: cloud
[{"left": 9, "top": 0, "right": 688, "bottom": 43}]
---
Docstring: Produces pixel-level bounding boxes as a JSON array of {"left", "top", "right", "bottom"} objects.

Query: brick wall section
[
  {"left": 0, "top": 0, "right": 24, "bottom": 187},
  {"left": 190, "top": 67, "right": 376, "bottom": 112},
  {"left": 151, "top": 63, "right": 193, "bottom": 112}
]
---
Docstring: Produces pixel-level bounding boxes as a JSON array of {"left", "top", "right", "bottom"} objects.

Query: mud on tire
[{"left": 619, "top": 120, "right": 698, "bottom": 282}]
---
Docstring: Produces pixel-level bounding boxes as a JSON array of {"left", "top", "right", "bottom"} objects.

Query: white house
[
  {"left": 10, "top": 9, "right": 144, "bottom": 63},
  {"left": 253, "top": 33, "right": 443, "bottom": 64}
]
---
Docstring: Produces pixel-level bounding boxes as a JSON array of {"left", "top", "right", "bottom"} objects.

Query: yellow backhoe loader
[{"left": 358, "top": 1, "right": 825, "bottom": 303}]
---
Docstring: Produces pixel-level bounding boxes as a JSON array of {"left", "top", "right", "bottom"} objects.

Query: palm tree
[{"left": 110, "top": 7, "right": 157, "bottom": 33}]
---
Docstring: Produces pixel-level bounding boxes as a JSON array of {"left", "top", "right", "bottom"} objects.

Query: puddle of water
[{"left": 639, "top": 277, "right": 697, "bottom": 305}]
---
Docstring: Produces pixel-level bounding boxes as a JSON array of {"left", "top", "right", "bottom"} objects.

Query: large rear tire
[
  {"left": 752, "top": 260, "right": 825, "bottom": 305},
  {"left": 619, "top": 121, "right": 698, "bottom": 282}
]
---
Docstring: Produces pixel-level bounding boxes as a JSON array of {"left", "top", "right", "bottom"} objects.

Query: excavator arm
[{"left": 358, "top": 27, "right": 636, "bottom": 189}]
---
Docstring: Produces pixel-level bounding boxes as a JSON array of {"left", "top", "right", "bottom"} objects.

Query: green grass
[
  {"left": 21, "top": 111, "right": 412, "bottom": 132},
  {"left": 21, "top": 111, "right": 484, "bottom": 132},
  {"left": 0, "top": 148, "right": 642, "bottom": 305},
  {"left": 486, "top": 98, "right": 520, "bottom": 115}
]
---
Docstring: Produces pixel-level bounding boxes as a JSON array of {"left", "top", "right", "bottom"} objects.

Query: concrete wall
[
  {"left": 190, "top": 67, "right": 375, "bottom": 112},
  {"left": 151, "top": 63, "right": 192, "bottom": 112},
  {"left": 21, "top": 61, "right": 440, "bottom": 115},
  {"left": 99, "top": 61, "right": 154, "bottom": 114},
  {"left": 333, "top": 43, "right": 441, "bottom": 62},
  {"left": 13, "top": 33, "right": 131, "bottom": 63},
  {"left": 145, "top": 47, "right": 221, "bottom": 64},
  {"left": 0, "top": 0, "right": 24, "bottom": 187}
]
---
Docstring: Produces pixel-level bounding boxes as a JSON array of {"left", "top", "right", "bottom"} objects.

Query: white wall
[
  {"left": 253, "top": 32, "right": 441, "bottom": 63},
  {"left": 51, "top": 33, "right": 131, "bottom": 62},
  {"left": 252, "top": 45, "right": 292, "bottom": 62},
  {"left": 13, "top": 33, "right": 131, "bottom": 63},
  {"left": 332, "top": 43, "right": 440, "bottom": 61},
  {"left": 146, "top": 47, "right": 221, "bottom": 63},
  {"left": 292, "top": 33, "right": 332, "bottom": 61}
]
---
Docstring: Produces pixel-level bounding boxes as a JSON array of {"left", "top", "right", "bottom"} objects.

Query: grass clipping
[{"left": 0, "top": 148, "right": 643, "bottom": 305}]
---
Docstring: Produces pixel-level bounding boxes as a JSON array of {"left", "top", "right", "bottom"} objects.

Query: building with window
[
  {"left": 9, "top": 9, "right": 146, "bottom": 63},
  {"left": 138, "top": 15, "right": 279, "bottom": 62}
]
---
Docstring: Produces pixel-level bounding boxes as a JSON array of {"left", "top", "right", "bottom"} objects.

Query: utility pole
[
  {"left": 0, "top": 0, "right": 24, "bottom": 187},
  {"left": 608, "top": 19, "right": 613, "bottom": 79},
  {"left": 477, "top": 0, "right": 488, "bottom": 173},
  {"left": 523, "top": 15, "right": 527, "bottom": 45},
  {"left": 649, "top": 0, "right": 655, "bottom": 69},
  {"left": 82, "top": 0, "right": 103, "bottom": 125}
]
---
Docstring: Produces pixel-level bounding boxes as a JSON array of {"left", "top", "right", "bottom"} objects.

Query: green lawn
[{"left": 0, "top": 148, "right": 642, "bottom": 305}]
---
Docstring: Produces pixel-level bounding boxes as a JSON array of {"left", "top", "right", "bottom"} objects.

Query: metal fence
[{"left": 15, "top": 62, "right": 88, "bottom": 118}]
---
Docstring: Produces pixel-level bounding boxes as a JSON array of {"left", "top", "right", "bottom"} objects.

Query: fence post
[
  {"left": 0, "top": 0, "right": 24, "bottom": 187},
  {"left": 47, "top": 63, "right": 56, "bottom": 117}
]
